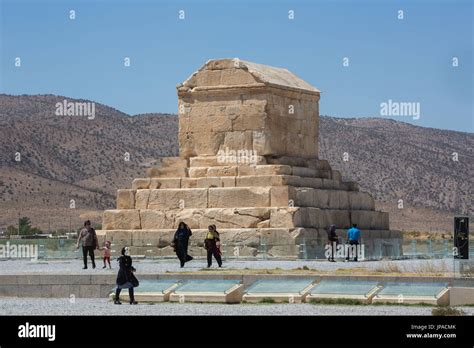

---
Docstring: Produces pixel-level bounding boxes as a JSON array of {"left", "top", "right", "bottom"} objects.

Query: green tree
[{"left": 18, "top": 217, "right": 40, "bottom": 235}]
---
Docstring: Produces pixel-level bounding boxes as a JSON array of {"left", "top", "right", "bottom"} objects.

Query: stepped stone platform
[{"left": 99, "top": 58, "right": 402, "bottom": 258}]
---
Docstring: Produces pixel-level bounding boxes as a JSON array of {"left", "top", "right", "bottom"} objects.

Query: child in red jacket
[{"left": 102, "top": 240, "right": 112, "bottom": 269}]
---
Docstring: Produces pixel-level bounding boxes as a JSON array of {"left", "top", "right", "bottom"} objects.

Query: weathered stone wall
[{"left": 177, "top": 59, "right": 319, "bottom": 159}]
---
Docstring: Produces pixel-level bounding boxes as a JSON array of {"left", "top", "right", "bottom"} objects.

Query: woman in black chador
[
  {"left": 114, "top": 246, "right": 139, "bottom": 305},
  {"left": 172, "top": 221, "right": 193, "bottom": 267}
]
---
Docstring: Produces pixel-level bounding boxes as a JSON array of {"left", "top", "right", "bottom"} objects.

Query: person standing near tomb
[
  {"left": 326, "top": 224, "right": 338, "bottom": 262},
  {"left": 346, "top": 223, "right": 361, "bottom": 262},
  {"left": 114, "top": 246, "right": 139, "bottom": 305},
  {"left": 204, "top": 225, "right": 222, "bottom": 268},
  {"left": 172, "top": 221, "right": 193, "bottom": 268},
  {"left": 76, "top": 220, "right": 99, "bottom": 269}
]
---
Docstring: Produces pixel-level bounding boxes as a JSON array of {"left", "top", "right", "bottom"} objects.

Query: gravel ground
[
  {"left": 1, "top": 298, "right": 472, "bottom": 316},
  {"left": 0, "top": 258, "right": 455, "bottom": 275}
]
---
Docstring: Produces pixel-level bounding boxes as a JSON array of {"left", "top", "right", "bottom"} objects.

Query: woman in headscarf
[
  {"left": 204, "top": 224, "right": 222, "bottom": 268},
  {"left": 114, "top": 246, "right": 139, "bottom": 304},
  {"left": 172, "top": 221, "right": 193, "bottom": 268}
]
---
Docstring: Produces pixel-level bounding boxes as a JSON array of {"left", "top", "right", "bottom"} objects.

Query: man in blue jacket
[{"left": 346, "top": 223, "right": 361, "bottom": 262}]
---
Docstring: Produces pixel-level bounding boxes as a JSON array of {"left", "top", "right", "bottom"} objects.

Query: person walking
[
  {"left": 172, "top": 222, "right": 193, "bottom": 268},
  {"left": 76, "top": 220, "right": 99, "bottom": 269},
  {"left": 346, "top": 223, "right": 361, "bottom": 262},
  {"left": 326, "top": 224, "right": 338, "bottom": 262},
  {"left": 204, "top": 225, "right": 222, "bottom": 268},
  {"left": 114, "top": 246, "right": 139, "bottom": 305}
]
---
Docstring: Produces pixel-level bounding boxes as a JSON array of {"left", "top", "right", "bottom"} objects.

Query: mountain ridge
[{"left": 0, "top": 94, "right": 471, "bottom": 233}]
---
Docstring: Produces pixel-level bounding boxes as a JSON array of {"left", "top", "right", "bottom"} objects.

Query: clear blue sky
[{"left": 1, "top": 0, "right": 472, "bottom": 132}]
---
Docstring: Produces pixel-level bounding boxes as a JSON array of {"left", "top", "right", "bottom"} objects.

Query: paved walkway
[
  {"left": 0, "top": 258, "right": 455, "bottom": 275},
  {"left": 1, "top": 297, "right": 472, "bottom": 316}
]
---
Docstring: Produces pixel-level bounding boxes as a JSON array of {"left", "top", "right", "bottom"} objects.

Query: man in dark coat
[
  {"left": 172, "top": 222, "right": 193, "bottom": 268},
  {"left": 76, "top": 220, "right": 99, "bottom": 269},
  {"left": 114, "top": 246, "right": 139, "bottom": 305},
  {"left": 326, "top": 224, "right": 338, "bottom": 262}
]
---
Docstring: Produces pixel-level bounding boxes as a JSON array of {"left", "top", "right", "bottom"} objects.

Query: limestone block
[
  {"left": 238, "top": 165, "right": 292, "bottom": 176},
  {"left": 132, "top": 178, "right": 151, "bottom": 189},
  {"left": 207, "top": 166, "right": 238, "bottom": 177},
  {"left": 103, "top": 210, "right": 141, "bottom": 230},
  {"left": 104, "top": 230, "right": 132, "bottom": 245},
  {"left": 231, "top": 114, "right": 266, "bottom": 131},
  {"left": 190, "top": 156, "right": 220, "bottom": 167},
  {"left": 147, "top": 167, "right": 187, "bottom": 178},
  {"left": 116, "top": 189, "right": 136, "bottom": 209},
  {"left": 192, "top": 208, "right": 271, "bottom": 229},
  {"left": 131, "top": 230, "right": 174, "bottom": 248},
  {"left": 349, "top": 192, "right": 375, "bottom": 210},
  {"left": 270, "top": 186, "right": 295, "bottom": 207},
  {"left": 195, "top": 69, "right": 222, "bottom": 86},
  {"left": 197, "top": 177, "right": 223, "bottom": 188},
  {"left": 291, "top": 167, "right": 317, "bottom": 177},
  {"left": 190, "top": 155, "right": 267, "bottom": 167},
  {"left": 181, "top": 178, "right": 198, "bottom": 188},
  {"left": 287, "top": 176, "right": 324, "bottom": 189},
  {"left": 321, "top": 178, "right": 339, "bottom": 189},
  {"left": 147, "top": 188, "right": 208, "bottom": 209},
  {"left": 135, "top": 190, "right": 150, "bottom": 209},
  {"left": 267, "top": 156, "right": 307, "bottom": 167},
  {"left": 252, "top": 130, "right": 273, "bottom": 155},
  {"left": 208, "top": 187, "right": 271, "bottom": 208},
  {"left": 269, "top": 208, "right": 302, "bottom": 228},
  {"left": 189, "top": 115, "right": 232, "bottom": 132},
  {"left": 220, "top": 68, "right": 257, "bottom": 85},
  {"left": 140, "top": 210, "right": 173, "bottom": 230},
  {"left": 305, "top": 159, "right": 331, "bottom": 171},
  {"left": 188, "top": 167, "right": 208, "bottom": 178},
  {"left": 320, "top": 209, "right": 351, "bottom": 229},
  {"left": 221, "top": 131, "right": 253, "bottom": 151},
  {"left": 328, "top": 190, "right": 349, "bottom": 210},
  {"left": 258, "top": 228, "right": 295, "bottom": 245},
  {"left": 221, "top": 177, "right": 236, "bottom": 187},
  {"left": 180, "top": 131, "right": 225, "bottom": 156},
  {"left": 150, "top": 178, "right": 181, "bottom": 189},
  {"left": 350, "top": 211, "right": 389, "bottom": 230},
  {"left": 236, "top": 175, "right": 286, "bottom": 187}
]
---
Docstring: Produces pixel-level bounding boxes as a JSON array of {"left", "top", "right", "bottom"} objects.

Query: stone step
[
  {"left": 282, "top": 187, "right": 373, "bottom": 210},
  {"left": 98, "top": 227, "right": 401, "bottom": 258},
  {"left": 189, "top": 155, "right": 267, "bottom": 167},
  {"left": 119, "top": 186, "right": 371, "bottom": 210},
  {"left": 265, "top": 156, "right": 332, "bottom": 171},
  {"left": 131, "top": 175, "right": 359, "bottom": 191},
  {"left": 146, "top": 167, "right": 188, "bottom": 178},
  {"left": 103, "top": 206, "right": 389, "bottom": 231},
  {"left": 188, "top": 155, "right": 333, "bottom": 172},
  {"left": 188, "top": 165, "right": 340, "bottom": 180},
  {"left": 270, "top": 207, "right": 389, "bottom": 230}
]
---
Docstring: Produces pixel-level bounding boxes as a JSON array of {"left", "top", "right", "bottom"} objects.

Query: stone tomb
[{"left": 99, "top": 58, "right": 402, "bottom": 258}]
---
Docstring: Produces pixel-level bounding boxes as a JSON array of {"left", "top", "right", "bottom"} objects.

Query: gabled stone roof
[
  {"left": 238, "top": 59, "right": 320, "bottom": 93},
  {"left": 181, "top": 58, "right": 320, "bottom": 94}
]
